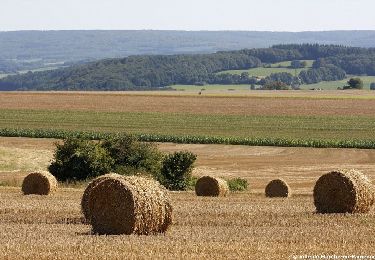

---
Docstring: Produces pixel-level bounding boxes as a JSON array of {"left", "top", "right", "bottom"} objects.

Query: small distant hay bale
[
  {"left": 22, "top": 171, "right": 58, "bottom": 195},
  {"left": 265, "top": 179, "right": 291, "bottom": 198},
  {"left": 195, "top": 176, "right": 229, "bottom": 197},
  {"left": 89, "top": 176, "right": 172, "bottom": 235},
  {"left": 81, "top": 173, "right": 123, "bottom": 222},
  {"left": 313, "top": 169, "right": 374, "bottom": 214}
]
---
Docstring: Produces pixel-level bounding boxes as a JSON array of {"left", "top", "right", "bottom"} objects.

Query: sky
[{"left": 0, "top": 0, "right": 374, "bottom": 32}]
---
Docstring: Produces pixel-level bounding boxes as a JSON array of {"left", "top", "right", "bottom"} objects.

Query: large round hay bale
[
  {"left": 81, "top": 173, "right": 123, "bottom": 222},
  {"left": 265, "top": 179, "right": 291, "bottom": 198},
  {"left": 22, "top": 171, "right": 58, "bottom": 195},
  {"left": 89, "top": 176, "right": 172, "bottom": 235},
  {"left": 195, "top": 176, "right": 229, "bottom": 197},
  {"left": 313, "top": 169, "right": 374, "bottom": 214}
]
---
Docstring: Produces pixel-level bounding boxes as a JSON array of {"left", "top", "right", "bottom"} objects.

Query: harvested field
[
  {"left": 2, "top": 137, "right": 375, "bottom": 193},
  {"left": 1, "top": 137, "right": 375, "bottom": 258},
  {"left": 0, "top": 91, "right": 375, "bottom": 116},
  {"left": 0, "top": 188, "right": 375, "bottom": 259}
]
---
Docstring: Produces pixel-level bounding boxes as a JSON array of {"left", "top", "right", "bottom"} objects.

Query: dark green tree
[
  {"left": 345, "top": 78, "right": 364, "bottom": 89},
  {"left": 101, "top": 135, "right": 163, "bottom": 178},
  {"left": 263, "top": 81, "right": 290, "bottom": 90},
  {"left": 291, "top": 60, "right": 302, "bottom": 69},
  {"left": 48, "top": 138, "right": 114, "bottom": 182},
  {"left": 159, "top": 151, "right": 197, "bottom": 191}
]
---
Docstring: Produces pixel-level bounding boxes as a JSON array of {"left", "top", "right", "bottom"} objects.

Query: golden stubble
[
  {"left": 1, "top": 91, "right": 375, "bottom": 116},
  {"left": 0, "top": 188, "right": 375, "bottom": 259}
]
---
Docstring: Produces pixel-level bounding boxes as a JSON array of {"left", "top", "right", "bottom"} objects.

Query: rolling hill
[
  {"left": 0, "top": 30, "right": 375, "bottom": 66},
  {"left": 1, "top": 44, "right": 374, "bottom": 91}
]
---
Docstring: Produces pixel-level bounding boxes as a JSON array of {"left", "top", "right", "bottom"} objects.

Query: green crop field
[
  {"left": 0, "top": 66, "right": 62, "bottom": 80},
  {"left": 269, "top": 60, "right": 314, "bottom": 68},
  {"left": 217, "top": 60, "right": 313, "bottom": 77},
  {"left": 1, "top": 109, "right": 375, "bottom": 143}
]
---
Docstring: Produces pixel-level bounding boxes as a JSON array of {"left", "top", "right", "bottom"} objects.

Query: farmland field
[
  {"left": 171, "top": 76, "right": 375, "bottom": 92},
  {"left": 217, "top": 60, "right": 314, "bottom": 77},
  {"left": 173, "top": 58, "right": 375, "bottom": 91},
  {"left": 1, "top": 137, "right": 375, "bottom": 259},
  {"left": 2, "top": 109, "right": 375, "bottom": 142},
  {"left": 300, "top": 76, "right": 375, "bottom": 90},
  {"left": 0, "top": 91, "right": 375, "bottom": 258},
  {"left": 1, "top": 92, "right": 375, "bottom": 146},
  {"left": 172, "top": 84, "right": 251, "bottom": 91}
]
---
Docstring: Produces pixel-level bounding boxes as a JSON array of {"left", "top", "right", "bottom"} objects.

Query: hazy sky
[{"left": 1, "top": 0, "right": 374, "bottom": 31}]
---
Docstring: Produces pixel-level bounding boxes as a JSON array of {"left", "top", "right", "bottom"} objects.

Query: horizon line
[{"left": 1, "top": 29, "right": 375, "bottom": 33}]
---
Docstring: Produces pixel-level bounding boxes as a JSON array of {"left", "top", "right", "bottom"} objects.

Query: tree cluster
[
  {"left": 343, "top": 78, "right": 364, "bottom": 90},
  {"left": 49, "top": 136, "right": 197, "bottom": 191},
  {"left": 1, "top": 44, "right": 374, "bottom": 90},
  {"left": 298, "top": 65, "right": 346, "bottom": 84}
]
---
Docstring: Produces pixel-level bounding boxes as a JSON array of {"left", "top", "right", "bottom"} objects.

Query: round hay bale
[
  {"left": 195, "top": 176, "right": 229, "bottom": 197},
  {"left": 265, "top": 179, "right": 291, "bottom": 198},
  {"left": 89, "top": 176, "right": 172, "bottom": 235},
  {"left": 21, "top": 171, "right": 58, "bottom": 195},
  {"left": 313, "top": 169, "right": 374, "bottom": 214},
  {"left": 81, "top": 173, "right": 123, "bottom": 222}
]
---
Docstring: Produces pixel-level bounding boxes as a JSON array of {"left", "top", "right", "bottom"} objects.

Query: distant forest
[
  {"left": 1, "top": 44, "right": 374, "bottom": 91},
  {"left": 1, "top": 30, "right": 375, "bottom": 73}
]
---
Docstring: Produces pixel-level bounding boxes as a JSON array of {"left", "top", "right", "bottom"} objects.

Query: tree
[
  {"left": 265, "top": 72, "right": 294, "bottom": 85},
  {"left": 312, "top": 58, "right": 327, "bottom": 69},
  {"left": 344, "top": 78, "right": 364, "bottom": 89},
  {"left": 263, "top": 81, "right": 290, "bottom": 90},
  {"left": 371, "top": 83, "right": 375, "bottom": 90},
  {"left": 48, "top": 139, "right": 114, "bottom": 182},
  {"left": 101, "top": 135, "right": 163, "bottom": 178},
  {"left": 291, "top": 60, "right": 302, "bottom": 69},
  {"left": 159, "top": 151, "right": 197, "bottom": 191},
  {"left": 240, "top": 72, "right": 250, "bottom": 80}
]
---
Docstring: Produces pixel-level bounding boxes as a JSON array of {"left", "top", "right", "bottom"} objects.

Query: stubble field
[{"left": 1, "top": 137, "right": 375, "bottom": 259}]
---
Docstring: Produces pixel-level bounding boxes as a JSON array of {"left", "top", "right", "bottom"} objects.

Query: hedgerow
[{"left": 1, "top": 128, "right": 375, "bottom": 149}]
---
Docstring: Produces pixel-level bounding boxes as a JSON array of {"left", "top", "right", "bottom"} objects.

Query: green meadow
[{"left": 217, "top": 60, "right": 314, "bottom": 77}]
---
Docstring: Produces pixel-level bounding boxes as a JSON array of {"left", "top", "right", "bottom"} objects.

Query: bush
[
  {"left": 291, "top": 60, "right": 305, "bottom": 69},
  {"left": 227, "top": 178, "right": 248, "bottom": 191},
  {"left": 263, "top": 81, "right": 290, "bottom": 90},
  {"left": 187, "top": 176, "right": 199, "bottom": 190},
  {"left": 49, "top": 138, "right": 114, "bottom": 182},
  {"left": 370, "top": 83, "right": 375, "bottom": 90},
  {"left": 159, "top": 151, "right": 197, "bottom": 191},
  {"left": 344, "top": 78, "right": 364, "bottom": 89},
  {"left": 101, "top": 134, "right": 163, "bottom": 178}
]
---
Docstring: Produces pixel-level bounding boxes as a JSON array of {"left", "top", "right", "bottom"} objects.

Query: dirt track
[{"left": 1, "top": 137, "right": 375, "bottom": 193}]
